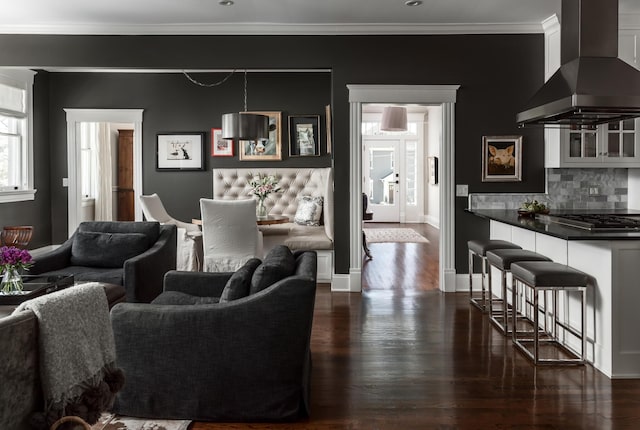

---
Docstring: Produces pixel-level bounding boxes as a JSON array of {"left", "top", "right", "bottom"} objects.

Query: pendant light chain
[
  {"left": 182, "top": 69, "right": 237, "bottom": 88},
  {"left": 243, "top": 69, "right": 248, "bottom": 112}
]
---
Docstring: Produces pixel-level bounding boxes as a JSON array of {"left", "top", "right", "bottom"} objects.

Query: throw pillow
[
  {"left": 79, "top": 221, "right": 160, "bottom": 244},
  {"left": 294, "top": 196, "right": 324, "bottom": 226},
  {"left": 219, "top": 258, "right": 262, "bottom": 303},
  {"left": 70, "top": 231, "right": 150, "bottom": 268},
  {"left": 250, "top": 245, "right": 296, "bottom": 295}
]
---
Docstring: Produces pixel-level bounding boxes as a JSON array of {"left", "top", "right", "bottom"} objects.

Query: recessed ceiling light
[
  {"left": 405, "top": 0, "right": 423, "bottom": 6},
  {"left": 218, "top": 0, "right": 234, "bottom": 5}
]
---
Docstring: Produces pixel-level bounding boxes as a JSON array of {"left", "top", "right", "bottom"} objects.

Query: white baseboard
[
  {"left": 455, "top": 273, "right": 482, "bottom": 293},
  {"left": 331, "top": 274, "right": 351, "bottom": 292},
  {"left": 425, "top": 215, "right": 440, "bottom": 228}
]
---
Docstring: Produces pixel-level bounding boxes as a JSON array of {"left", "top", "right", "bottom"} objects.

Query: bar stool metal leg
[
  {"left": 468, "top": 240, "right": 522, "bottom": 313},
  {"left": 510, "top": 261, "right": 590, "bottom": 366}
]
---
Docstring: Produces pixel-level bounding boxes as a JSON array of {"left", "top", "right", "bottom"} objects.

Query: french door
[{"left": 363, "top": 140, "right": 401, "bottom": 222}]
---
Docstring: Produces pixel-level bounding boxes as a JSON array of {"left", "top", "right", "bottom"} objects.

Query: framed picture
[
  {"left": 156, "top": 132, "right": 205, "bottom": 171},
  {"left": 481, "top": 135, "right": 522, "bottom": 182},
  {"left": 428, "top": 156, "right": 438, "bottom": 185},
  {"left": 289, "top": 115, "right": 320, "bottom": 157},
  {"left": 211, "top": 128, "right": 233, "bottom": 157},
  {"left": 239, "top": 111, "right": 282, "bottom": 161},
  {"left": 325, "top": 105, "right": 332, "bottom": 154}
]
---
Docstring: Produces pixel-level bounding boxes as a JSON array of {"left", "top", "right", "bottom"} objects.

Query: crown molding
[{"left": 0, "top": 21, "right": 546, "bottom": 36}]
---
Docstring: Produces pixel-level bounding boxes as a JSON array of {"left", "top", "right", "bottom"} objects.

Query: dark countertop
[{"left": 466, "top": 209, "right": 640, "bottom": 241}]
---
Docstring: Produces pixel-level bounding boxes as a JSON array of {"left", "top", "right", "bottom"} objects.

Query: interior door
[
  {"left": 117, "top": 129, "right": 135, "bottom": 221},
  {"left": 363, "top": 140, "right": 400, "bottom": 222}
]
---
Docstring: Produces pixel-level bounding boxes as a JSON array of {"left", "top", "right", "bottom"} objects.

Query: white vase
[{"left": 1, "top": 267, "right": 24, "bottom": 295}]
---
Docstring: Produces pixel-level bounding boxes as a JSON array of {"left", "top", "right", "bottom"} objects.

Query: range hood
[{"left": 517, "top": 0, "right": 640, "bottom": 128}]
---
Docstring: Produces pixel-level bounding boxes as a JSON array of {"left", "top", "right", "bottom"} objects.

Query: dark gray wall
[
  {"left": 0, "top": 34, "right": 546, "bottom": 274},
  {"left": 45, "top": 71, "right": 331, "bottom": 243}
]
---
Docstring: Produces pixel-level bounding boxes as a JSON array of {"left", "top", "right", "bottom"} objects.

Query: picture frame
[
  {"left": 289, "top": 115, "right": 320, "bottom": 157},
  {"left": 325, "top": 105, "right": 332, "bottom": 154},
  {"left": 428, "top": 156, "right": 438, "bottom": 185},
  {"left": 156, "top": 132, "right": 205, "bottom": 171},
  {"left": 211, "top": 128, "right": 233, "bottom": 157},
  {"left": 239, "top": 111, "right": 282, "bottom": 161},
  {"left": 481, "top": 135, "right": 522, "bottom": 182}
]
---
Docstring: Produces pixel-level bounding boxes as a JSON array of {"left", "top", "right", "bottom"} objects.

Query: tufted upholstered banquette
[{"left": 212, "top": 168, "right": 333, "bottom": 282}]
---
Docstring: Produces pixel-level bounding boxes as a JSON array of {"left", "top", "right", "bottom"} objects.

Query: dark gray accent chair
[
  {"left": 110, "top": 249, "right": 317, "bottom": 422},
  {"left": 30, "top": 221, "right": 177, "bottom": 303}
]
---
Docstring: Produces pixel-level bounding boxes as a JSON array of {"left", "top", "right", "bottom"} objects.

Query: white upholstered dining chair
[
  {"left": 199, "top": 198, "right": 263, "bottom": 272},
  {"left": 139, "top": 193, "right": 203, "bottom": 271}
]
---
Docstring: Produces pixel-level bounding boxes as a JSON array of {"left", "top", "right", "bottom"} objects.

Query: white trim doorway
[
  {"left": 64, "top": 108, "right": 144, "bottom": 237},
  {"left": 336, "top": 85, "right": 459, "bottom": 293}
]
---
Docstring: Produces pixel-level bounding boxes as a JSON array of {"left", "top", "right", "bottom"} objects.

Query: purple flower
[{"left": 0, "top": 246, "right": 33, "bottom": 273}]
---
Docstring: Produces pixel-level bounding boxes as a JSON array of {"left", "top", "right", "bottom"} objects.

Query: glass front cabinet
[{"left": 545, "top": 119, "right": 640, "bottom": 167}]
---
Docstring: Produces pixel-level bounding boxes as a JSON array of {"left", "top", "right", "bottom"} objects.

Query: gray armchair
[
  {"left": 30, "top": 221, "right": 176, "bottom": 303},
  {"left": 110, "top": 250, "right": 317, "bottom": 422}
]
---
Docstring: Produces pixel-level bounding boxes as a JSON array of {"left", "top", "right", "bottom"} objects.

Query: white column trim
[
  {"left": 440, "top": 102, "right": 457, "bottom": 292},
  {"left": 346, "top": 84, "right": 460, "bottom": 293}
]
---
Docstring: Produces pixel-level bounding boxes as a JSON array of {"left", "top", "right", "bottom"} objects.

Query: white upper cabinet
[
  {"left": 556, "top": 119, "right": 640, "bottom": 166},
  {"left": 544, "top": 18, "right": 640, "bottom": 168},
  {"left": 619, "top": 32, "right": 638, "bottom": 70}
]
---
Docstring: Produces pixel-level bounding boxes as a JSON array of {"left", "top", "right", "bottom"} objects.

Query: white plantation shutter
[{"left": 0, "top": 69, "right": 35, "bottom": 201}]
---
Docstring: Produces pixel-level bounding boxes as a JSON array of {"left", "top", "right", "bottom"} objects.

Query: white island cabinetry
[{"left": 490, "top": 219, "right": 640, "bottom": 378}]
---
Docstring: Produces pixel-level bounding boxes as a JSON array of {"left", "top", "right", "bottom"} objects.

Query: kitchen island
[{"left": 468, "top": 208, "right": 640, "bottom": 379}]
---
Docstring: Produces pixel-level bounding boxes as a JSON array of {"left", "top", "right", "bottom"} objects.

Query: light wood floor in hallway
[{"left": 192, "top": 223, "right": 640, "bottom": 429}]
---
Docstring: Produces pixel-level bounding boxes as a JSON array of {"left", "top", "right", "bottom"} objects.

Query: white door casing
[
  {"left": 339, "top": 84, "right": 459, "bottom": 293},
  {"left": 65, "top": 109, "right": 144, "bottom": 237}
]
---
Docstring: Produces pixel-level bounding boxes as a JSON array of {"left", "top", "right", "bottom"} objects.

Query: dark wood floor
[{"left": 192, "top": 223, "right": 640, "bottom": 429}]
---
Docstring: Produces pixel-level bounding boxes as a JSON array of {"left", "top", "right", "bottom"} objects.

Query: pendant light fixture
[
  {"left": 221, "top": 70, "right": 269, "bottom": 140},
  {"left": 380, "top": 106, "right": 408, "bottom": 131}
]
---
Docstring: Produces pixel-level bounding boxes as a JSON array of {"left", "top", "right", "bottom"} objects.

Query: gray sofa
[
  {"left": 110, "top": 248, "right": 317, "bottom": 422},
  {"left": 0, "top": 310, "right": 40, "bottom": 430},
  {"left": 0, "top": 285, "right": 126, "bottom": 430},
  {"left": 29, "top": 221, "right": 177, "bottom": 303}
]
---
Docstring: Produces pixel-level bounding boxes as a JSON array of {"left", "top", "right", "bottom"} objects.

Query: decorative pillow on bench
[
  {"left": 294, "top": 196, "right": 323, "bottom": 226},
  {"left": 70, "top": 231, "right": 150, "bottom": 268}
]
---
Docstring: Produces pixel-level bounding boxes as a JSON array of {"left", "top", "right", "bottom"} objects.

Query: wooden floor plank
[{"left": 192, "top": 223, "right": 640, "bottom": 429}]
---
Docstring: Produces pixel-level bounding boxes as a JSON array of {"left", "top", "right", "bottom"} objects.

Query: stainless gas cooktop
[{"left": 537, "top": 214, "right": 640, "bottom": 232}]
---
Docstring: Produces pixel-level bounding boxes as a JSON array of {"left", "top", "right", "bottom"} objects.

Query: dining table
[{"left": 191, "top": 215, "right": 289, "bottom": 226}]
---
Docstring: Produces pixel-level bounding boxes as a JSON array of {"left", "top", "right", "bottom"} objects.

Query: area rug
[
  {"left": 90, "top": 413, "right": 191, "bottom": 430},
  {"left": 363, "top": 228, "right": 429, "bottom": 243}
]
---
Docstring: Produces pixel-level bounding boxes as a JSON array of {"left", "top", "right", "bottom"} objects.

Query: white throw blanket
[{"left": 13, "top": 282, "right": 123, "bottom": 428}]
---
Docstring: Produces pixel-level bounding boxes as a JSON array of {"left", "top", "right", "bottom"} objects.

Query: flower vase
[
  {"left": 1, "top": 267, "right": 24, "bottom": 295},
  {"left": 256, "top": 199, "right": 268, "bottom": 219}
]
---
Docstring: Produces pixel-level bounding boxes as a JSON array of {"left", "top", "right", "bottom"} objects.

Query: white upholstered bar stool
[
  {"left": 485, "top": 249, "right": 552, "bottom": 335},
  {"left": 510, "top": 261, "right": 591, "bottom": 365},
  {"left": 468, "top": 239, "right": 522, "bottom": 312}
]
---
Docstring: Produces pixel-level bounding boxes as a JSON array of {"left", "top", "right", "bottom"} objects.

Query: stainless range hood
[{"left": 517, "top": 0, "right": 640, "bottom": 128}]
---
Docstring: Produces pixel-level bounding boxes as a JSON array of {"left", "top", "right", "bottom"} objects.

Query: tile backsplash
[{"left": 469, "top": 168, "right": 628, "bottom": 210}]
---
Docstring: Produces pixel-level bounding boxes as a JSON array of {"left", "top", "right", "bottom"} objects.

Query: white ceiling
[{"left": 2, "top": 0, "right": 639, "bottom": 35}]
